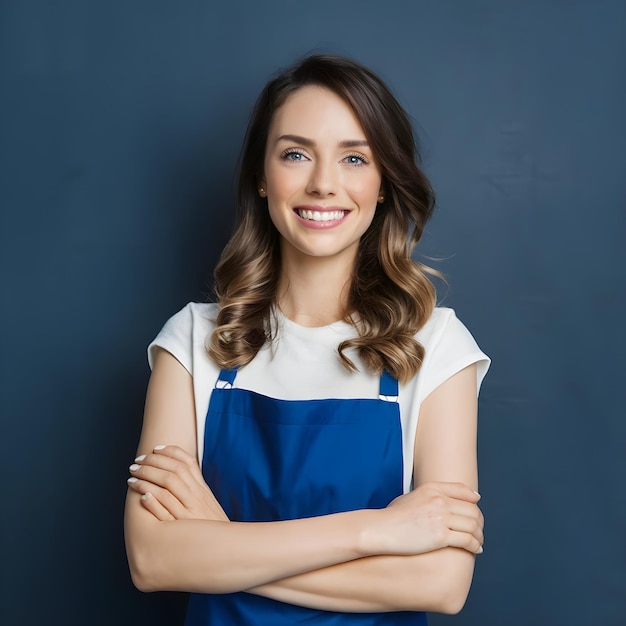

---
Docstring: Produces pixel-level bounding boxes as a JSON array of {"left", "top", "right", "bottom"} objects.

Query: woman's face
[{"left": 262, "top": 85, "right": 382, "bottom": 267}]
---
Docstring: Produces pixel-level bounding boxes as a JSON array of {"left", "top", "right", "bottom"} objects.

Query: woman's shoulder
[
  {"left": 147, "top": 302, "right": 218, "bottom": 371},
  {"left": 178, "top": 300, "right": 219, "bottom": 317},
  {"left": 163, "top": 301, "right": 218, "bottom": 331},
  {"left": 415, "top": 306, "right": 490, "bottom": 394},
  {"left": 416, "top": 306, "right": 460, "bottom": 344},
  {"left": 417, "top": 306, "right": 485, "bottom": 354}
]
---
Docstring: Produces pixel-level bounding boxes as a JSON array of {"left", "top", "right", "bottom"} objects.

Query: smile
[{"left": 295, "top": 209, "right": 346, "bottom": 222}]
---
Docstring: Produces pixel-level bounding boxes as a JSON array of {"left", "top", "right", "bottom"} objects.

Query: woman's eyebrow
[
  {"left": 275, "top": 134, "right": 369, "bottom": 149},
  {"left": 276, "top": 134, "right": 314, "bottom": 146},
  {"left": 338, "top": 139, "right": 369, "bottom": 148}
]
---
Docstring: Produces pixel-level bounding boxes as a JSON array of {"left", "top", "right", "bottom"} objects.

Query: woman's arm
[
  {"left": 125, "top": 350, "right": 482, "bottom": 601},
  {"left": 247, "top": 364, "right": 482, "bottom": 614},
  {"left": 125, "top": 349, "right": 377, "bottom": 592},
  {"left": 249, "top": 549, "right": 474, "bottom": 614}
]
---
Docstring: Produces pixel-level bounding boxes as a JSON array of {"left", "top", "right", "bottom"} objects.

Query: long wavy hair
[{"left": 209, "top": 54, "right": 436, "bottom": 384}]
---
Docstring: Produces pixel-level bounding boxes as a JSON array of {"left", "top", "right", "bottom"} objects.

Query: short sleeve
[
  {"left": 417, "top": 308, "right": 490, "bottom": 403},
  {"left": 146, "top": 302, "right": 219, "bottom": 462},
  {"left": 147, "top": 303, "right": 194, "bottom": 373}
]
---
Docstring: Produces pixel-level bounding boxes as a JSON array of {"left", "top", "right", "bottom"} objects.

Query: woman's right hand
[
  {"left": 127, "top": 445, "right": 229, "bottom": 523},
  {"left": 367, "top": 482, "right": 484, "bottom": 557}
]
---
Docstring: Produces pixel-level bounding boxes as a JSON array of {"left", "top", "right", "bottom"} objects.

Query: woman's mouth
[{"left": 295, "top": 209, "right": 346, "bottom": 222}]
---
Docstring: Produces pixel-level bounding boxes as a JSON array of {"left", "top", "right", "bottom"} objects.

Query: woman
[{"left": 125, "top": 54, "right": 490, "bottom": 624}]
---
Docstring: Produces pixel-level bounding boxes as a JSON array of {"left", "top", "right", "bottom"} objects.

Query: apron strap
[
  {"left": 379, "top": 369, "right": 399, "bottom": 402},
  {"left": 215, "top": 368, "right": 238, "bottom": 389}
]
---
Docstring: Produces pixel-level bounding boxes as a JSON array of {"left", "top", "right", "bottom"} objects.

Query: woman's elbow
[
  {"left": 401, "top": 585, "right": 469, "bottom": 615},
  {"left": 129, "top": 564, "right": 158, "bottom": 593},
  {"left": 399, "top": 548, "right": 474, "bottom": 614},
  {"left": 126, "top": 537, "right": 164, "bottom": 593},
  {"left": 428, "top": 550, "right": 475, "bottom": 615},
  {"left": 124, "top": 512, "right": 168, "bottom": 592},
  {"left": 434, "top": 585, "right": 471, "bottom": 615}
]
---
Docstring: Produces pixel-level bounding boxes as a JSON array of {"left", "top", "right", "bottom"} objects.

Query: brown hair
[{"left": 209, "top": 54, "right": 436, "bottom": 384}]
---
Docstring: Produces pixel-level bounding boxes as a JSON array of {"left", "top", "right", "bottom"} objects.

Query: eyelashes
[
  {"left": 280, "top": 148, "right": 308, "bottom": 162},
  {"left": 343, "top": 153, "right": 368, "bottom": 166},
  {"left": 279, "top": 148, "right": 369, "bottom": 166}
]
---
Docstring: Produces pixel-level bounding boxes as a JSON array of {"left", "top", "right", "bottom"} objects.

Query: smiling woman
[
  {"left": 124, "top": 54, "right": 490, "bottom": 625},
  {"left": 263, "top": 85, "right": 381, "bottom": 274}
]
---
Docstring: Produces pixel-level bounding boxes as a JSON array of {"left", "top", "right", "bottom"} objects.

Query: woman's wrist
[{"left": 353, "top": 508, "right": 387, "bottom": 558}]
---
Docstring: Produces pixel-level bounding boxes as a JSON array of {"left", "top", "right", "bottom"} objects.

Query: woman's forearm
[
  {"left": 125, "top": 492, "right": 380, "bottom": 594},
  {"left": 248, "top": 548, "right": 476, "bottom": 615},
  {"left": 126, "top": 450, "right": 482, "bottom": 598}
]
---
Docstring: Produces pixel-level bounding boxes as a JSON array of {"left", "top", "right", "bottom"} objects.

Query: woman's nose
[{"left": 305, "top": 160, "right": 337, "bottom": 197}]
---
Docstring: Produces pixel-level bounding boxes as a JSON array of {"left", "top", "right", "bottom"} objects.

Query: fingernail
[
  {"left": 477, "top": 546, "right": 484, "bottom": 554},
  {"left": 134, "top": 455, "right": 146, "bottom": 462},
  {"left": 127, "top": 477, "right": 138, "bottom": 484},
  {"left": 141, "top": 492, "right": 152, "bottom": 501},
  {"left": 154, "top": 445, "right": 166, "bottom": 451},
  {"left": 474, "top": 491, "right": 481, "bottom": 498},
  {"left": 129, "top": 463, "right": 140, "bottom": 472}
]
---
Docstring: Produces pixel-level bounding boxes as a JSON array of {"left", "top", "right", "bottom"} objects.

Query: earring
[
  {"left": 258, "top": 187, "right": 267, "bottom": 197},
  {"left": 377, "top": 194, "right": 385, "bottom": 204}
]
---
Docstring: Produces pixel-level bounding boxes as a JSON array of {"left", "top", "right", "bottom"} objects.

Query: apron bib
[{"left": 185, "top": 368, "right": 427, "bottom": 625}]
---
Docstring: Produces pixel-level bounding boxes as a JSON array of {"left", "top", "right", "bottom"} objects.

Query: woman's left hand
[{"left": 127, "top": 445, "right": 229, "bottom": 522}]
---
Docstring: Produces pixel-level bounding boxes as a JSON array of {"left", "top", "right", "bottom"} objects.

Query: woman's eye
[
  {"left": 281, "top": 150, "right": 307, "bottom": 161},
  {"left": 344, "top": 154, "right": 367, "bottom": 166}
]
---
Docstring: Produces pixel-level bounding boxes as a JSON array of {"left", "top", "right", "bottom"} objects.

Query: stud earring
[
  {"left": 258, "top": 187, "right": 267, "bottom": 197},
  {"left": 377, "top": 194, "right": 385, "bottom": 204}
]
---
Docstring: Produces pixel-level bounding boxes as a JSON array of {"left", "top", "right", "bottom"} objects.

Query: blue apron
[{"left": 185, "top": 367, "right": 427, "bottom": 625}]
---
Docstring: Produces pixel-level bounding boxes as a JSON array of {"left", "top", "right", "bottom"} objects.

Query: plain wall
[{"left": 1, "top": 1, "right": 624, "bottom": 624}]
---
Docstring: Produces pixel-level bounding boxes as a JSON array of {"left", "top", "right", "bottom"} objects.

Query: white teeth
[{"left": 297, "top": 209, "right": 345, "bottom": 221}]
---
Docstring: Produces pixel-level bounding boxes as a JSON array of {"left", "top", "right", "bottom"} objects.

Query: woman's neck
[{"left": 276, "top": 253, "right": 354, "bottom": 328}]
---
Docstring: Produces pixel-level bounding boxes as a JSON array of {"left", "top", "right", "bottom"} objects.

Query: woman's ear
[{"left": 258, "top": 177, "right": 267, "bottom": 198}]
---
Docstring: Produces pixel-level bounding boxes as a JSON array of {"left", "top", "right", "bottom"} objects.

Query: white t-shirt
[{"left": 148, "top": 303, "right": 490, "bottom": 493}]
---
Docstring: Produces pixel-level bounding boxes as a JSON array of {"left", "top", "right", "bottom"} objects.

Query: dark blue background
[{"left": 1, "top": 1, "right": 624, "bottom": 624}]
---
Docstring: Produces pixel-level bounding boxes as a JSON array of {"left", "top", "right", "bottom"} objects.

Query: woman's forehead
[{"left": 267, "top": 85, "right": 367, "bottom": 144}]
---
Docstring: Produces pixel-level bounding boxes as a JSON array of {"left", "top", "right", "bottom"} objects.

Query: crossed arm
[{"left": 124, "top": 349, "right": 483, "bottom": 614}]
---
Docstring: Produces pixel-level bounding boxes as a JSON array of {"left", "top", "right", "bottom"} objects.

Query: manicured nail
[
  {"left": 473, "top": 491, "right": 481, "bottom": 498},
  {"left": 477, "top": 546, "right": 484, "bottom": 554},
  {"left": 129, "top": 463, "right": 140, "bottom": 472},
  {"left": 127, "top": 477, "right": 138, "bottom": 484},
  {"left": 141, "top": 492, "right": 152, "bottom": 501},
  {"left": 134, "top": 455, "right": 146, "bottom": 462},
  {"left": 154, "top": 445, "right": 166, "bottom": 451}
]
